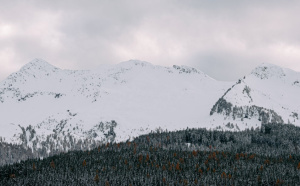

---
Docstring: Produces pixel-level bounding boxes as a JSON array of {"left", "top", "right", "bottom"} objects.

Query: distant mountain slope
[
  {"left": 0, "top": 58, "right": 230, "bottom": 159},
  {"left": 210, "top": 63, "right": 300, "bottom": 130}
]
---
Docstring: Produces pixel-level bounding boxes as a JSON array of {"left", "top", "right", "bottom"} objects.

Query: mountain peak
[
  {"left": 20, "top": 58, "right": 59, "bottom": 72},
  {"left": 250, "top": 63, "right": 286, "bottom": 79},
  {"left": 117, "top": 59, "right": 153, "bottom": 68}
]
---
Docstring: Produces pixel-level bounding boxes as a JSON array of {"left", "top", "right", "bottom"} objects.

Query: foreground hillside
[{"left": 1, "top": 123, "right": 300, "bottom": 185}]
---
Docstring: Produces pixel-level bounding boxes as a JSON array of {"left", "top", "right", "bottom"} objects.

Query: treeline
[
  {"left": 1, "top": 123, "right": 300, "bottom": 185},
  {"left": 138, "top": 123, "right": 300, "bottom": 156},
  {"left": 0, "top": 142, "right": 35, "bottom": 166}
]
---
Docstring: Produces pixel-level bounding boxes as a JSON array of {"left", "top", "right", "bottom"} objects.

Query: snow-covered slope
[
  {"left": 0, "top": 58, "right": 231, "bottom": 156},
  {"left": 210, "top": 63, "right": 300, "bottom": 130},
  {"left": 1, "top": 59, "right": 299, "bottom": 159}
]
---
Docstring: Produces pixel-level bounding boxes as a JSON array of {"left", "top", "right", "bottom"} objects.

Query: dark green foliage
[{"left": 1, "top": 123, "right": 300, "bottom": 185}]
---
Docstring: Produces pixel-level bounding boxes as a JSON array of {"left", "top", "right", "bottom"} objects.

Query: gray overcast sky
[{"left": 1, "top": 0, "right": 300, "bottom": 82}]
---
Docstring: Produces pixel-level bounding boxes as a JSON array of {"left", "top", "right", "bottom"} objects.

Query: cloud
[{"left": 1, "top": 0, "right": 300, "bottom": 81}]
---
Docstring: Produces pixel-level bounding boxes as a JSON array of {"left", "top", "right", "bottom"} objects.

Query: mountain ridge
[{"left": 0, "top": 58, "right": 299, "bottom": 165}]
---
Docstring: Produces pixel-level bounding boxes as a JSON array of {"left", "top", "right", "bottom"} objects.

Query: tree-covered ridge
[{"left": 1, "top": 123, "right": 300, "bottom": 185}]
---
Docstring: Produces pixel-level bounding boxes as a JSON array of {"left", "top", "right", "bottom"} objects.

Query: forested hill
[{"left": 1, "top": 123, "right": 300, "bottom": 185}]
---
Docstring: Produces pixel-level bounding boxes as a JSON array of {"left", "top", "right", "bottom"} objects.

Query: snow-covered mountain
[
  {"left": 210, "top": 63, "right": 300, "bottom": 130},
  {"left": 0, "top": 59, "right": 299, "bottom": 161},
  {"left": 0, "top": 58, "right": 231, "bottom": 158}
]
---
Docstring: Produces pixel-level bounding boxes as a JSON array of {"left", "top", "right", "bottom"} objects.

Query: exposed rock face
[{"left": 173, "top": 65, "right": 205, "bottom": 74}]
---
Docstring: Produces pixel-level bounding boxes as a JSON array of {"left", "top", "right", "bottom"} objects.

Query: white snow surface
[
  {"left": 0, "top": 59, "right": 299, "bottom": 148},
  {"left": 0, "top": 59, "right": 231, "bottom": 144}
]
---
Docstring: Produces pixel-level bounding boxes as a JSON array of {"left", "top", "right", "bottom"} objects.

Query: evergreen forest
[{"left": 1, "top": 123, "right": 300, "bottom": 185}]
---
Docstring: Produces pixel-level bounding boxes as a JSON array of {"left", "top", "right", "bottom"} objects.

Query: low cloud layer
[{"left": 1, "top": 0, "right": 300, "bottom": 81}]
